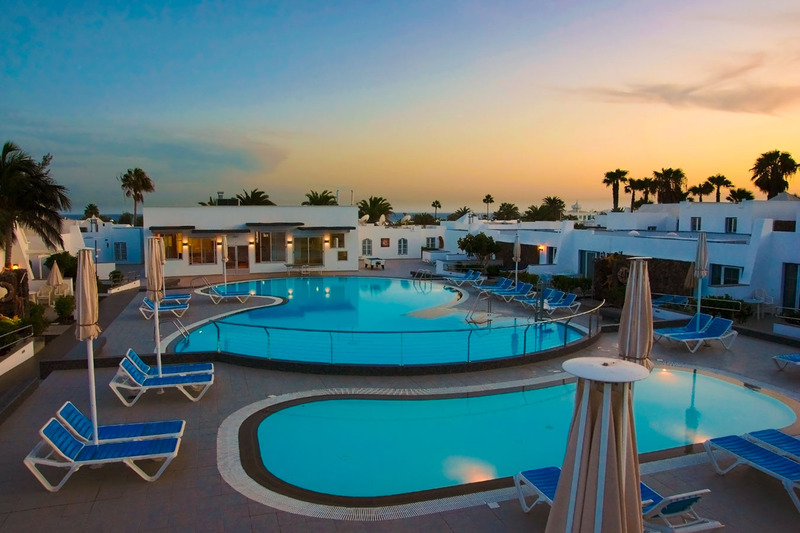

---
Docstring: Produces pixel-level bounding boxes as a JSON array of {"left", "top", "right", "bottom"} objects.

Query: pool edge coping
[{"left": 217, "top": 365, "right": 800, "bottom": 521}]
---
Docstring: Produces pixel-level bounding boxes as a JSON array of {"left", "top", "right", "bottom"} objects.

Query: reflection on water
[{"left": 443, "top": 456, "right": 497, "bottom": 483}]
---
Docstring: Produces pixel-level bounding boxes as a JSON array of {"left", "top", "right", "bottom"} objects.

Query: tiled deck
[{"left": 2, "top": 259, "right": 799, "bottom": 531}]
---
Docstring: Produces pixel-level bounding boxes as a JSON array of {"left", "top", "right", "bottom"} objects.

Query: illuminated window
[{"left": 255, "top": 231, "right": 287, "bottom": 263}]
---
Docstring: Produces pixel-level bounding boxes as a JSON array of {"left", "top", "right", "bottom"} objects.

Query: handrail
[
  {"left": 190, "top": 276, "right": 211, "bottom": 291},
  {"left": 0, "top": 324, "right": 33, "bottom": 353},
  {"left": 172, "top": 319, "right": 189, "bottom": 340}
]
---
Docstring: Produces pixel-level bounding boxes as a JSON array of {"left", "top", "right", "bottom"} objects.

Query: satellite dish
[
  {"left": 378, "top": 214, "right": 386, "bottom": 225},
  {"left": 400, "top": 215, "right": 411, "bottom": 225},
  {"left": 359, "top": 214, "right": 369, "bottom": 224}
]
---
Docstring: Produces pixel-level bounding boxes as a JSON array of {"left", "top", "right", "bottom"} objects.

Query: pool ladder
[{"left": 172, "top": 319, "right": 190, "bottom": 340}]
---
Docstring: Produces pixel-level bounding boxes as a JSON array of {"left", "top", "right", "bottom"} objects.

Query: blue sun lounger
[
  {"left": 208, "top": 285, "right": 253, "bottom": 304},
  {"left": 705, "top": 434, "right": 800, "bottom": 513},
  {"left": 488, "top": 282, "right": 534, "bottom": 302},
  {"left": 514, "top": 466, "right": 721, "bottom": 531},
  {"left": 110, "top": 358, "right": 214, "bottom": 407},
  {"left": 544, "top": 293, "right": 581, "bottom": 315},
  {"left": 477, "top": 277, "right": 513, "bottom": 294},
  {"left": 662, "top": 317, "right": 737, "bottom": 353},
  {"left": 654, "top": 313, "right": 713, "bottom": 341},
  {"left": 139, "top": 297, "right": 189, "bottom": 319},
  {"left": 773, "top": 353, "right": 800, "bottom": 371},
  {"left": 745, "top": 429, "right": 800, "bottom": 462},
  {"left": 57, "top": 401, "right": 185, "bottom": 443},
  {"left": 126, "top": 348, "right": 214, "bottom": 377},
  {"left": 443, "top": 270, "right": 483, "bottom": 286},
  {"left": 24, "top": 418, "right": 180, "bottom": 492},
  {"left": 164, "top": 292, "right": 192, "bottom": 303}
]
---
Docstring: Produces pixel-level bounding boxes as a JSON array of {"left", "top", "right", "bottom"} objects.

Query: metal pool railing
[{"left": 177, "top": 301, "right": 605, "bottom": 366}]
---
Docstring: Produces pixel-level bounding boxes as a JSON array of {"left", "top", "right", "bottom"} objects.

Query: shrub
[
  {"left": 54, "top": 295, "right": 76, "bottom": 323},
  {"left": 25, "top": 303, "right": 50, "bottom": 335},
  {"left": 551, "top": 275, "right": 592, "bottom": 294}
]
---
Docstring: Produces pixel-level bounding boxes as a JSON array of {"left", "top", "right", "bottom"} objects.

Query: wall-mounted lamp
[
  {"left": 216, "top": 240, "right": 223, "bottom": 246},
  {"left": 182, "top": 241, "right": 189, "bottom": 247},
  {"left": 324, "top": 238, "right": 330, "bottom": 244},
  {"left": 538, "top": 245, "right": 546, "bottom": 251},
  {"left": 248, "top": 239, "right": 255, "bottom": 246},
  {"left": 287, "top": 239, "right": 293, "bottom": 245}
]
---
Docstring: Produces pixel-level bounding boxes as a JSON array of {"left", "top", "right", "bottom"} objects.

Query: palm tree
[
  {"left": 447, "top": 206, "right": 471, "bottom": 221},
  {"left": 431, "top": 200, "right": 441, "bottom": 219},
  {"left": 751, "top": 150, "right": 798, "bottom": 199},
  {"left": 688, "top": 182, "right": 714, "bottom": 202},
  {"left": 653, "top": 168, "right": 687, "bottom": 204},
  {"left": 705, "top": 174, "right": 733, "bottom": 202},
  {"left": 727, "top": 188, "right": 755, "bottom": 203},
  {"left": 0, "top": 141, "right": 71, "bottom": 269},
  {"left": 118, "top": 168, "right": 154, "bottom": 225},
  {"left": 236, "top": 188, "right": 275, "bottom": 205},
  {"left": 541, "top": 196, "right": 566, "bottom": 221},
  {"left": 521, "top": 204, "right": 540, "bottom": 221},
  {"left": 494, "top": 202, "right": 520, "bottom": 221},
  {"left": 624, "top": 178, "right": 644, "bottom": 211},
  {"left": 357, "top": 196, "right": 393, "bottom": 223},
  {"left": 482, "top": 194, "right": 494, "bottom": 219},
  {"left": 302, "top": 189, "right": 338, "bottom": 206},
  {"left": 640, "top": 177, "right": 657, "bottom": 203},
  {"left": 83, "top": 203, "right": 100, "bottom": 219},
  {"left": 602, "top": 169, "right": 628, "bottom": 211},
  {"left": 198, "top": 196, "right": 217, "bottom": 206}
]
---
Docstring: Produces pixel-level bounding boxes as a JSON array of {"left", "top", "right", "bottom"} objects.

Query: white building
[{"left": 447, "top": 196, "right": 800, "bottom": 310}]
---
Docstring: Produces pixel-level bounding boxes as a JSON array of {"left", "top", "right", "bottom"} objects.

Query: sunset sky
[{"left": 2, "top": 0, "right": 800, "bottom": 215}]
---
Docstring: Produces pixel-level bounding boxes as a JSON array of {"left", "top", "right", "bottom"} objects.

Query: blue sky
[{"left": 2, "top": 0, "right": 799, "bottom": 215}]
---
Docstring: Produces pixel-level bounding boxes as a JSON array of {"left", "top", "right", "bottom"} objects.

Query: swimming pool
[
  {"left": 173, "top": 277, "right": 588, "bottom": 368},
  {"left": 239, "top": 368, "right": 797, "bottom": 502}
]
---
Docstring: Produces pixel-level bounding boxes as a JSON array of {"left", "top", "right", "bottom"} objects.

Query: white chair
[
  {"left": 35, "top": 286, "right": 53, "bottom": 306},
  {"left": 753, "top": 289, "right": 776, "bottom": 317}
]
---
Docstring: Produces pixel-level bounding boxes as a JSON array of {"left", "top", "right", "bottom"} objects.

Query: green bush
[
  {"left": 701, "top": 295, "right": 753, "bottom": 323},
  {"left": 485, "top": 265, "right": 501, "bottom": 277},
  {"left": 551, "top": 275, "right": 592, "bottom": 294},
  {"left": 502, "top": 272, "right": 540, "bottom": 285},
  {"left": 25, "top": 303, "right": 50, "bottom": 335},
  {"left": 54, "top": 295, "right": 76, "bottom": 323},
  {"left": 109, "top": 270, "right": 124, "bottom": 285}
]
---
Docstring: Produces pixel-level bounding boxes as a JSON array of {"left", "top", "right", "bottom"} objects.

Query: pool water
[
  {"left": 255, "top": 369, "right": 796, "bottom": 497},
  {"left": 175, "top": 277, "right": 584, "bottom": 365}
]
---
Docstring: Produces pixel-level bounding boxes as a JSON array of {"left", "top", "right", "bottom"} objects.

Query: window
[
  {"left": 725, "top": 217, "right": 737, "bottom": 233},
  {"left": 690, "top": 217, "right": 702, "bottom": 231},
  {"left": 710, "top": 264, "right": 741, "bottom": 286},
  {"left": 113, "top": 242, "right": 127, "bottom": 262},
  {"left": 330, "top": 233, "right": 345, "bottom": 249},
  {"left": 381, "top": 238, "right": 390, "bottom": 247},
  {"left": 187, "top": 238, "right": 217, "bottom": 264},
  {"left": 337, "top": 251, "right": 348, "bottom": 261},
  {"left": 547, "top": 247, "right": 558, "bottom": 264},
  {"left": 774, "top": 220, "right": 797, "bottom": 232},
  {"left": 255, "top": 231, "right": 287, "bottom": 263},
  {"left": 647, "top": 226, "right": 657, "bottom": 231},
  {"left": 163, "top": 233, "right": 182, "bottom": 259},
  {"left": 425, "top": 237, "right": 437, "bottom": 248},
  {"left": 293, "top": 236, "right": 323, "bottom": 266},
  {"left": 397, "top": 238, "right": 408, "bottom": 256},
  {"left": 362, "top": 238, "right": 372, "bottom": 256}
]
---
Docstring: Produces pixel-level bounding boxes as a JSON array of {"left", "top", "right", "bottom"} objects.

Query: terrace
[{"left": 0, "top": 259, "right": 798, "bottom": 531}]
